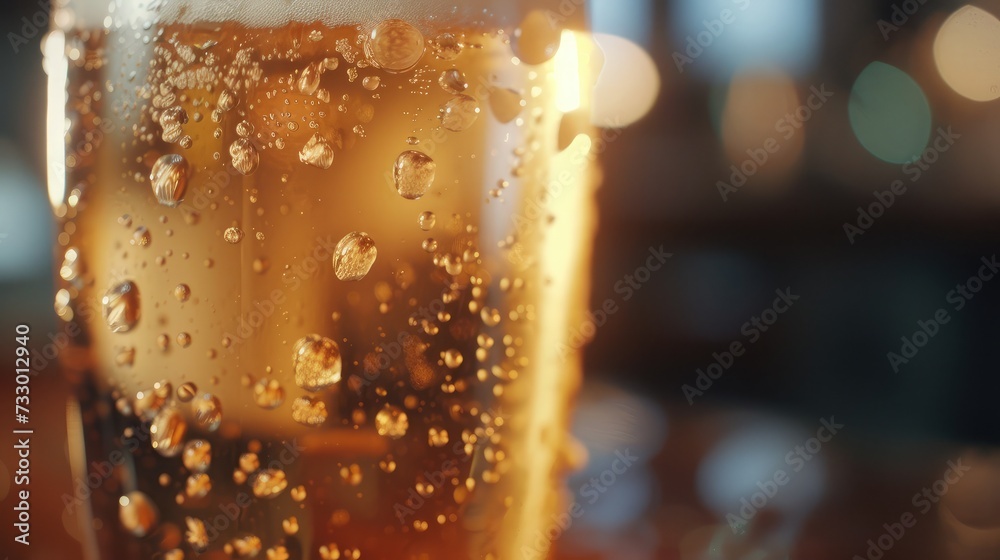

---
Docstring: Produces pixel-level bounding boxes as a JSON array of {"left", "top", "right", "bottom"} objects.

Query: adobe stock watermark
[
  {"left": 878, "top": 0, "right": 930, "bottom": 41},
  {"left": 727, "top": 417, "right": 844, "bottom": 534},
  {"left": 521, "top": 449, "right": 641, "bottom": 559},
  {"left": 887, "top": 254, "right": 998, "bottom": 372},
  {"left": 718, "top": 84, "right": 834, "bottom": 202},
  {"left": 683, "top": 288, "right": 800, "bottom": 404},
  {"left": 673, "top": 0, "right": 752, "bottom": 73},
  {"left": 853, "top": 459, "right": 970, "bottom": 560},
  {"left": 843, "top": 126, "right": 961, "bottom": 244},
  {"left": 557, "top": 245, "right": 672, "bottom": 361}
]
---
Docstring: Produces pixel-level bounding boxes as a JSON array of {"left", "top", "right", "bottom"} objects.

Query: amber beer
[{"left": 47, "top": 2, "right": 596, "bottom": 558}]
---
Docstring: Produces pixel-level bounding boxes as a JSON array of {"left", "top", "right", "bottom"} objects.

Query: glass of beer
[{"left": 46, "top": 0, "right": 598, "bottom": 558}]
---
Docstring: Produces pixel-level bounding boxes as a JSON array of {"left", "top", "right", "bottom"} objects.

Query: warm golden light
[
  {"left": 591, "top": 32, "right": 660, "bottom": 127},
  {"left": 555, "top": 30, "right": 582, "bottom": 113},
  {"left": 933, "top": 5, "right": 1000, "bottom": 102},
  {"left": 44, "top": 29, "right": 67, "bottom": 210}
]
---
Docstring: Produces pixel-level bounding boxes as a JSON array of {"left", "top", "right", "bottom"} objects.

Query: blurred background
[{"left": 3, "top": 0, "right": 1000, "bottom": 559}]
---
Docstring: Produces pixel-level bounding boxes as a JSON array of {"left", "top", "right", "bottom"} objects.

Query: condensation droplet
[
  {"left": 292, "top": 335, "right": 342, "bottom": 391},
  {"left": 422, "top": 238, "right": 438, "bottom": 253},
  {"left": 375, "top": 404, "right": 409, "bottom": 439},
  {"left": 362, "top": 76, "right": 381, "bottom": 90},
  {"left": 441, "top": 94, "right": 480, "bottom": 132},
  {"left": 102, "top": 280, "right": 140, "bottom": 333},
  {"left": 432, "top": 33, "right": 464, "bottom": 60},
  {"left": 299, "top": 133, "right": 335, "bottom": 169},
  {"left": 229, "top": 138, "right": 259, "bottom": 175},
  {"left": 333, "top": 232, "right": 377, "bottom": 281},
  {"left": 489, "top": 88, "right": 525, "bottom": 124},
  {"left": 177, "top": 381, "right": 198, "bottom": 402},
  {"left": 159, "top": 106, "right": 188, "bottom": 143},
  {"left": 291, "top": 396, "right": 328, "bottom": 426},
  {"left": 236, "top": 119, "right": 255, "bottom": 138},
  {"left": 150, "top": 154, "right": 188, "bottom": 207},
  {"left": 174, "top": 283, "right": 191, "bottom": 302},
  {"left": 393, "top": 151, "right": 436, "bottom": 200},
  {"left": 176, "top": 332, "right": 192, "bottom": 348},
  {"left": 150, "top": 407, "right": 187, "bottom": 457},
  {"left": 513, "top": 10, "right": 562, "bottom": 65},
  {"left": 182, "top": 439, "right": 212, "bottom": 472},
  {"left": 443, "top": 349, "right": 464, "bottom": 369},
  {"left": 438, "top": 69, "right": 468, "bottom": 94},
  {"left": 185, "top": 473, "right": 212, "bottom": 498},
  {"left": 365, "top": 19, "right": 425, "bottom": 73},
  {"left": 224, "top": 226, "right": 244, "bottom": 244},
  {"left": 418, "top": 211, "right": 436, "bottom": 231},
  {"left": 194, "top": 394, "right": 222, "bottom": 431},
  {"left": 131, "top": 226, "right": 151, "bottom": 247},
  {"left": 119, "top": 491, "right": 158, "bottom": 537},
  {"left": 217, "top": 89, "right": 237, "bottom": 112},
  {"left": 253, "top": 378, "right": 285, "bottom": 409},
  {"left": 428, "top": 426, "right": 450, "bottom": 447}
]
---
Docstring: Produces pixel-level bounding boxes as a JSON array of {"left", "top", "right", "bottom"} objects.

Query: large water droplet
[
  {"left": 513, "top": 10, "right": 562, "bottom": 65},
  {"left": 441, "top": 95, "right": 480, "bottom": 132},
  {"left": 253, "top": 378, "right": 285, "bottom": 409},
  {"left": 375, "top": 404, "right": 409, "bottom": 439},
  {"left": 393, "top": 151, "right": 436, "bottom": 200},
  {"left": 150, "top": 407, "right": 187, "bottom": 457},
  {"left": 333, "top": 232, "right": 377, "bottom": 281},
  {"left": 438, "top": 69, "right": 468, "bottom": 94},
  {"left": 299, "top": 133, "right": 335, "bottom": 169},
  {"left": 365, "top": 19, "right": 424, "bottom": 73},
  {"left": 182, "top": 439, "right": 212, "bottom": 473},
  {"left": 150, "top": 154, "right": 188, "bottom": 207},
  {"left": 291, "top": 396, "right": 328, "bottom": 426},
  {"left": 119, "top": 491, "right": 158, "bottom": 537},
  {"left": 229, "top": 138, "right": 259, "bottom": 175},
  {"left": 102, "top": 280, "right": 140, "bottom": 333},
  {"left": 292, "top": 335, "right": 342, "bottom": 391},
  {"left": 489, "top": 88, "right": 525, "bottom": 124},
  {"left": 193, "top": 393, "right": 222, "bottom": 431},
  {"left": 251, "top": 469, "right": 288, "bottom": 498}
]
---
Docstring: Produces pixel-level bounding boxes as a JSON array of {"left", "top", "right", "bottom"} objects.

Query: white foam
[{"left": 154, "top": 0, "right": 514, "bottom": 29}]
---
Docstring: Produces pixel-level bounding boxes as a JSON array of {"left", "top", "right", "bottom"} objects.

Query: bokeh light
[
  {"left": 590, "top": 32, "right": 660, "bottom": 127},
  {"left": 933, "top": 5, "right": 1000, "bottom": 102},
  {"left": 849, "top": 62, "right": 931, "bottom": 164},
  {"left": 670, "top": 0, "right": 821, "bottom": 78}
]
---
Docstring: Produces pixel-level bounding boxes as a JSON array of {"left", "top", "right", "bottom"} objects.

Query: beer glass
[{"left": 46, "top": 0, "right": 597, "bottom": 557}]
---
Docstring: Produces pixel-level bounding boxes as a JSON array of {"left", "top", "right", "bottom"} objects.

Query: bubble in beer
[
  {"left": 362, "top": 76, "right": 381, "bottom": 90},
  {"left": 132, "top": 226, "right": 151, "bottom": 247},
  {"left": 177, "top": 332, "right": 192, "bottom": 348},
  {"left": 441, "top": 95, "right": 480, "bottom": 131},
  {"left": 182, "top": 439, "right": 212, "bottom": 472},
  {"left": 150, "top": 407, "right": 187, "bottom": 457},
  {"left": 224, "top": 226, "right": 244, "bottom": 244},
  {"left": 489, "top": 88, "right": 525, "bottom": 124},
  {"left": 239, "top": 453, "right": 260, "bottom": 473},
  {"left": 103, "top": 280, "right": 140, "bottom": 333},
  {"left": 236, "top": 119, "right": 254, "bottom": 138},
  {"left": 227, "top": 535, "right": 263, "bottom": 557},
  {"left": 135, "top": 382, "right": 170, "bottom": 420},
  {"left": 365, "top": 19, "right": 424, "bottom": 73},
  {"left": 60, "top": 247, "right": 82, "bottom": 282},
  {"left": 283, "top": 516, "right": 300, "bottom": 535},
  {"left": 185, "top": 473, "right": 211, "bottom": 498},
  {"left": 229, "top": 138, "right": 259, "bottom": 175},
  {"left": 194, "top": 394, "right": 222, "bottom": 431},
  {"left": 251, "top": 468, "right": 288, "bottom": 499},
  {"left": 299, "top": 133, "right": 335, "bottom": 169},
  {"left": 443, "top": 349, "right": 464, "bottom": 369},
  {"left": 418, "top": 211, "right": 436, "bottom": 231},
  {"left": 291, "top": 486, "right": 307, "bottom": 502},
  {"left": 432, "top": 33, "right": 464, "bottom": 60},
  {"left": 422, "top": 238, "right": 438, "bottom": 252},
  {"left": 253, "top": 378, "right": 285, "bottom": 409},
  {"left": 297, "top": 62, "right": 323, "bottom": 95},
  {"left": 174, "top": 283, "right": 191, "bottom": 302},
  {"left": 119, "top": 491, "right": 158, "bottom": 537},
  {"left": 185, "top": 517, "right": 209, "bottom": 551},
  {"left": 159, "top": 106, "right": 188, "bottom": 143},
  {"left": 513, "top": 10, "right": 562, "bottom": 65},
  {"left": 333, "top": 231, "right": 378, "bottom": 281},
  {"left": 177, "top": 382, "right": 198, "bottom": 402},
  {"left": 291, "top": 396, "right": 329, "bottom": 426},
  {"left": 292, "top": 335, "right": 342, "bottom": 390},
  {"left": 150, "top": 154, "right": 188, "bottom": 207},
  {"left": 394, "top": 151, "right": 436, "bottom": 200},
  {"left": 375, "top": 404, "right": 409, "bottom": 439},
  {"left": 428, "top": 426, "right": 450, "bottom": 447},
  {"left": 217, "top": 89, "right": 237, "bottom": 112},
  {"left": 438, "top": 69, "right": 468, "bottom": 94}
]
